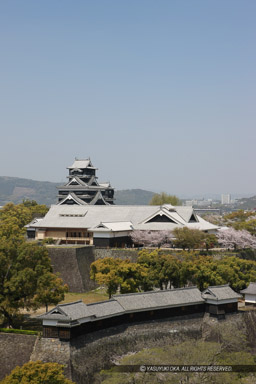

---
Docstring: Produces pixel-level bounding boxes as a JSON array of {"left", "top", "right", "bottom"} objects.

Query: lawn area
[
  {"left": 60, "top": 288, "right": 108, "bottom": 305},
  {"left": 22, "top": 288, "right": 109, "bottom": 317}
]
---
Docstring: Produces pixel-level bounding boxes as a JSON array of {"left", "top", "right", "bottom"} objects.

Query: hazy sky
[{"left": 0, "top": 1, "right": 255, "bottom": 197}]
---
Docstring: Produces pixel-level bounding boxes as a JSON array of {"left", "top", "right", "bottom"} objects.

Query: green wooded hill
[
  {"left": 0, "top": 176, "right": 155, "bottom": 206},
  {"left": 236, "top": 195, "right": 256, "bottom": 210},
  {"left": 0, "top": 176, "right": 59, "bottom": 206},
  {"left": 115, "top": 189, "right": 155, "bottom": 205}
]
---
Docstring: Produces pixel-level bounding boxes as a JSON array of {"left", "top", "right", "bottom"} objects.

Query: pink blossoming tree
[
  {"left": 217, "top": 227, "right": 256, "bottom": 250},
  {"left": 131, "top": 230, "right": 174, "bottom": 248}
]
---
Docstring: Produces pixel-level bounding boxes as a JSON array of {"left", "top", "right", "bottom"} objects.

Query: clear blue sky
[{"left": 0, "top": 1, "right": 255, "bottom": 197}]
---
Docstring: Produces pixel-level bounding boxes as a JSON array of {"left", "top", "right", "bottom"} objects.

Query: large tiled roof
[
  {"left": 240, "top": 283, "right": 256, "bottom": 295},
  {"left": 202, "top": 285, "right": 241, "bottom": 301},
  {"left": 113, "top": 287, "right": 204, "bottom": 312},
  {"left": 31, "top": 204, "right": 219, "bottom": 232},
  {"left": 39, "top": 285, "right": 240, "bottom": 325},
  {"left": 39, "top": 288, "right": 204, "bottom": 323}
]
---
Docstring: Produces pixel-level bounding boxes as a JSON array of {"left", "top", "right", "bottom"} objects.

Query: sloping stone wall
[
  {"left": 0, "top": 333, "right": 37, "bottom": 381},
  {"left": 94, "top": 248, "right": 139, "bottom": 262},
  {"left": 47, "top": 246, "right": 96, "bottom": 292},
  {"left": 0, "top": 312, "right": 250, "bottom": 384},
  {"left": 30, "top": 337, "right": 72, "bottom": 379},
  {"left": 70, "top": 314, "right": 204, "bottom": 384},
  {"left": 46, "top": 246, "right": 189, "bottom": 293}
]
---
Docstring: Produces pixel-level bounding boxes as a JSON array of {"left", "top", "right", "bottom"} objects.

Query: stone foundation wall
[
  {"left": 30, "top": 337, "right": 72, "bottom": 379},
  {"left": 0, "top": 312, "right": 249, "bottom": 384}
]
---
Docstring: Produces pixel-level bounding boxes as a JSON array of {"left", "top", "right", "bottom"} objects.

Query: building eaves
[
  {"left": 89, "top": 191, "right": 110, "bottom": 205},
  {"left": 240, "top": 283, "right": 256, "bottom": 295},
  {"left": 68, "top": 159, "right": 97, "bottom": 170},
  {"left": 58, "top": 193, "right": 87, "bottom": 206}
]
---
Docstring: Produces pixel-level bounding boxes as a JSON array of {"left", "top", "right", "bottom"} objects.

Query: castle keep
[
  {"left": 57, "top": 158, "right": 114, "bottom": 206},
  {"left": 26, "top": 157, "right": 219, "bottom": 246}
]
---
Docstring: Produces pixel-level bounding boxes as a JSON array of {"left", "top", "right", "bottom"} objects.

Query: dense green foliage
[
  {"left": 0, "top": 202, "right": 67, "bottom": 326},
  {"left": 173, "top": 227, "right": 217, "bottom": 250},
  {"left": 90, "top": 258, "right": 148, "bottom": 298},
  {"left": 149, "top": 192, "right": 182, "bottom": 206},
  {"left": 238, "top": 248, "right": 256, "bottom": 261},
  {"left": 224, "top": 210, "right": 256, "bottom": 235},
  {"left": 90, "top": 250, "right": 256, "bottom": 294},
  {"left": 1, "top": 361, "right": 75, "bottom": 384}
]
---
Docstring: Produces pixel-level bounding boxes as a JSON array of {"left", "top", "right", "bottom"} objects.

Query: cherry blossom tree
[
  {"left": 130, "top": 230, "right": 174, "bottom": 248},
  {"left": 217, "top": 227, "right": 256, "bottom": 250}
]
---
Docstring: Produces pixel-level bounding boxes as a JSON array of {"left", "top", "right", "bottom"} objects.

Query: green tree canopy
[
  {"left": 1, "top": 361, "right": 75, "bottom": 384},
  {"left": 0, "top": 201, "right": 48, "bottom": 239},
  {"left": 0, "top": 202, "right": 66, "bottom": 326},
  {"left": 173, "top": 227, "right": 205, "bottom": 250},
  {"left": 34, "top": 272, "right": 68, "bottom": 312},
  {"left": 0, "top": 240, "right": 68, "bottom": 326},
  {"left": 90, "top": 257, "right": 148, "bottom": 298},
  {"left": 149, "top": 192, "right": 181, "bottom": 206}
]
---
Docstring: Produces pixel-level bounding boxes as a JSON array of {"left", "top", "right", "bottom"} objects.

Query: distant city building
[
  {"left": 57, "top": 158, "right": 114, "bottom": 206},
  {"left": 185, "top": 200, "right": 198, "bottom": 206},
  {"left": 221, "top": 194, "right": 231, "bottom": 205},
  {"left": 185, "top": 199, "right": 213, "bottom": 207}
]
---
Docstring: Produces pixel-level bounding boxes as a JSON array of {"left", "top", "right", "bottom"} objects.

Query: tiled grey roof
[
  {"left": 39, "top": 300, "right": 94, "bottom": 321},
  {"left": 68, "top": 159, "right": 96, "bottom": 170},
  {"left": 58, "top": 301, "right": 93, "bottom": 320},
  {"left": 88, "top": 300, "right": 125, "bottom": 318},
  {"left": 202, "top": 285, "right": 241, "bottom": 301},
  {"left": 39, "top": 285, "right": 241, "bottom": 325},
  {"left": 114, "top": 287, "right": 204, "bottom": 312},
  {"left": 240, "top": 282, "right": 256, "bottom": 295},
  {"left": 168, "top": 206, "right": 194, "bottom": 222},
  {"left": 31, "top": 205, "right": 218, "bottom": 232}
]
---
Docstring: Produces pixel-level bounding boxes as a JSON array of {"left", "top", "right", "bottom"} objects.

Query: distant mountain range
[
  {"left": 0, "top": 176, "right": 155, "bottom": 206},
  {"left": 0, "top": 176, "right": 255, "bottom": 209}
]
